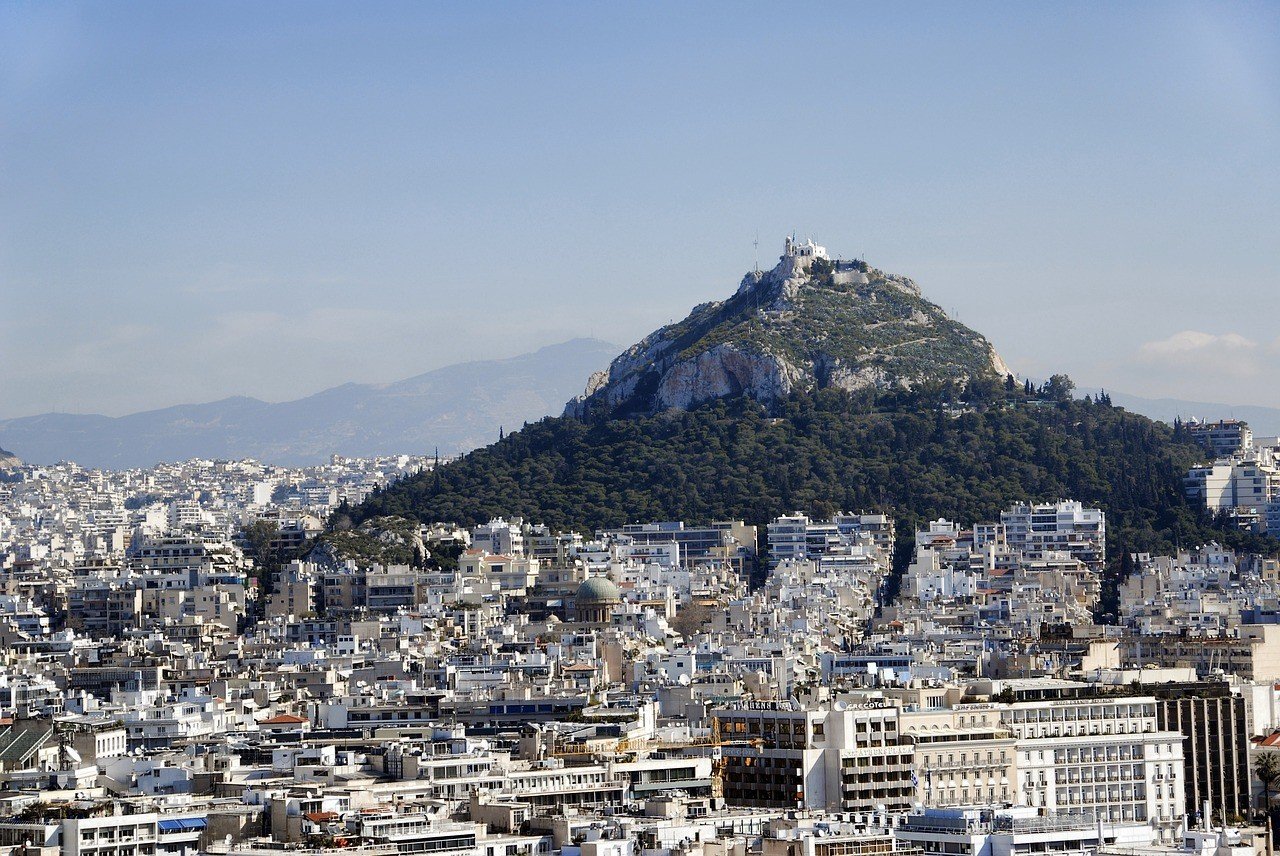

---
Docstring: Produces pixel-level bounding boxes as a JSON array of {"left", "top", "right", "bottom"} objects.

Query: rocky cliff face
[
  {"left": 307, "top": 516, "right": 427, "bottom": 569},
  {"left": 0, "top": 447, "right": 20, "bottom": 469},
  {"left": 567, "top": 239, "right": 1012, "bottom": 418}
]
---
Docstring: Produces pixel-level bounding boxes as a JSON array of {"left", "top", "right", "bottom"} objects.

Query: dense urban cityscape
[
  {"left": 2, "top": 402, "right": 1280, "bottom": 856},
  {"left": 5, "top": 8, "right": 1277, "bottom": 856}
]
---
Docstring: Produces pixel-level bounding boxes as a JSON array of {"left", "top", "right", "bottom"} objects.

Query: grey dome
[{"left": 576, "top": 576, "right": 621, "bottom": 604}]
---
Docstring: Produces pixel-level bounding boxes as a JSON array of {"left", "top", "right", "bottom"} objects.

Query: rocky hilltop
[
  {"left": 567, "top": 237, "right": 1011, "bottom": 418},
  {"left": 0, "top": 447, "right": 20, "bottom": 469}
]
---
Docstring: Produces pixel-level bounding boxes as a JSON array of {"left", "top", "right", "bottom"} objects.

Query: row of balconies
[
  {"left": 726, "top": 774, "right": 799, "bottom": 786},
  {"left": 918, "top": 776, "right": 1011, "bottom": 788},
  {"left": 841, "top": 791, "right": 914, "bottom": 808},
  {"left": 1058, "top": 793, "right": 1142, "bottom": 806},
  {"left": 917, "top": 759, "right": 1010, "bottom": 771},
  {"left": 79, "top": 835, "right": 157, "bottom": 847},
  {"left": 1011, "top": 706, "right": 1157, "bottom": 722},
  {"left": 82, "top": 835, "right": 157, "bottom": 844},
  {"left": 1063, "top": 771, "right": 1138, "bottom": 783},
  {"left": 843, "top": 771, "right": 914, "bottom": 785},
  {"left": 1056, "top": 750, "right": 1146, "bottom": 762}
]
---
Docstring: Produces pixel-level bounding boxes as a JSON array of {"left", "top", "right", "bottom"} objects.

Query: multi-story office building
[
  {"left": 711, "top": 702, "right": 914, "bottom": 813},
  {"left": 1116, "top": 626, "right": 1280, "bottom": 682},
  {"left": 1153, "top": 685, "right": 1251, "bottom": 824}
]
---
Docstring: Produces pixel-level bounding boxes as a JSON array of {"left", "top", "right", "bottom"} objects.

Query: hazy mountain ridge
[
  {"left": 567, "top": 239, "right": 1011, "bottom": 418},
  {"left": 0, "top": 339, "right": 618, "bottom": 469},
  {"left": 1076, "top": 388, "right": 1280, "bottom": 439}
]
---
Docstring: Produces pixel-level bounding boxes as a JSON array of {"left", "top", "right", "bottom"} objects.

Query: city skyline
[{"left": 4, "top": 4, "right": 1280, "bottom": 841}]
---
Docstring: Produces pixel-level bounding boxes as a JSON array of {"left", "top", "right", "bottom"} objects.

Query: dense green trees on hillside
[{"left": 352, "top": 387, "right": 1275, "bottom": 593}]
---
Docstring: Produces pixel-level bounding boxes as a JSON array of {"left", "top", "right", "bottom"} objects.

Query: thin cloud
[
  {"left": 1139, "top": 330, "right": 1258, "bottom": 357},
  {"left": 1136, "top": 329, "right": 1267, "bottom": 381}
]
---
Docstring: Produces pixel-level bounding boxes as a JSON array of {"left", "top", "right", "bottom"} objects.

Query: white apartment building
[
  {"left": 1226, "top": 460, "right": 1280, "bottom": 509},
  {"left": 127, "top": 534, "right": 247, "bottom": 588},
  {"left": 1186, "top": 419, "right": 1253, "bottom": 458},
  {"left": 1185, "top": 458, "right": 1280, "bottom": 520},
  {"left": 63, "top": 813, "right": 160, "bottom": 856},
  {"left": 1000, "top": 501, "right": 1105, "bottom": 571},
  {"left": 1000, "top": 696, "right": 1185, "bottom": 841},
  {"left": 1185, "top": 463, "right": 1236, "bottom": 511},
  {"left": 472, "top": 518, "right": 525, "bottom": 557},
  {"left": 767, "top": 513, "right": 893, "bottom": 567},
  {"left": 901, "top": 706, "right": 1018, "bottom": 808},
  {"left": 119, "top": 690, "right": 231, "bottom": 750},
  {"left": 166, "top": 499, "right": 209, "bottom": 530}
]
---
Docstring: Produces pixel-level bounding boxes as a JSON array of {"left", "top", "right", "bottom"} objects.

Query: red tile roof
[{"left": 259, "top": 714, "right": 307, "bottom": 725}]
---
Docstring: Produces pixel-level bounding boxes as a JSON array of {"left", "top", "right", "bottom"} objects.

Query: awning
[{"left": 158, "top": 819, "right": 207, "bottom": 832}]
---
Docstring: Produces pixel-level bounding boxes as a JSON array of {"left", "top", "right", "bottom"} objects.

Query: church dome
[{"left": 576, "top": 576, "right": 621, "bottom": 604}]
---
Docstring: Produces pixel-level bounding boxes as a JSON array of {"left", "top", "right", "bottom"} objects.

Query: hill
[
  {"left": 349, "top": 240, "right": 1276, "bottom": 622},
  {"left": 0, "top": 447, "right": 19, "bottom": 469},
  {"left": 0, "top": 339, "right": 617, "bottom": 469},
  {"left": 353, "top": 385, "right": 1266, "bottom": 560},
  {"left": 567, "top": 237, "right": 1010, "bottom": 418}
]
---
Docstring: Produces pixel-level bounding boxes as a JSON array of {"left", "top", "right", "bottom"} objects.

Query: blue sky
[{"left": 2, "top": 2, "right": 1278, "bottom": 417}]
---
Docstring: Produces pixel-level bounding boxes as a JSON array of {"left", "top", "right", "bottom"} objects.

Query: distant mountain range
[
  {"left": 4, "top": 320, "right": 1276, "bottom": 475},
  {"left": 0, "top": 339, "right": 619, "bottom": 469}
]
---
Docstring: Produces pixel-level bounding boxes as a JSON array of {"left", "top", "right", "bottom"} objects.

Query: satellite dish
[
  {"left": 833, "top": 701, "right": 848, "bottom": 712},
  {"left": 678, "top": 674, "right": 691, "bottom": 686}
]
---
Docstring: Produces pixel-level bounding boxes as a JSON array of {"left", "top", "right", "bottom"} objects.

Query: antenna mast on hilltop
[{"left": 753, "top": 233, "right": 759, "bottom": 274}]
